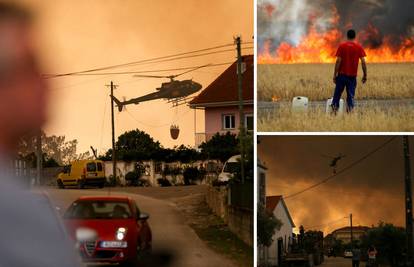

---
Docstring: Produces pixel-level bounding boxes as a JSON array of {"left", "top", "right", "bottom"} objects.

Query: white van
[{"left": 218, "top": 155, "right": 241, "bottom": 182}]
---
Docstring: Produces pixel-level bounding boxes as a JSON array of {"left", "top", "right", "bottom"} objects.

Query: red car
[{"left": 63, "top": 196, "right": 152, "bottom": 266}]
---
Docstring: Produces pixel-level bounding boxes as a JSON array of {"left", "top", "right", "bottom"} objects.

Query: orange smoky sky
[
  {"left": 258, "top": 136, "right": 413, "bottom": 235},
  {"left": 15, "top": 0, "right": 253, "bottom": 154}
]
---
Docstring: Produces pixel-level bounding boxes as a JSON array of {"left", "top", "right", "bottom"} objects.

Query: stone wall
[
  {"left": 205, "top": 185, "right": 253, "bottom": 246},
  {"left": 227, "top": 205, "right": 253, "bottom": 246},
  {"left": 206, "top": 185, "right": 228, "bottom": 219}
]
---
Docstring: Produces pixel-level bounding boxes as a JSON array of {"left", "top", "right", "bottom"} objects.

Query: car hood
[{"left": 64, "top": 219, "right": 137, "bottom": 241}]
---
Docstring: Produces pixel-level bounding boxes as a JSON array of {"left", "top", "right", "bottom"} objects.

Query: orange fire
[{"left": 258, "top": 7, "right": 414, "bottom": 64}]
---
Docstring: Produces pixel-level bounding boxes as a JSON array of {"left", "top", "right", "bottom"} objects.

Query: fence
[{"left": 229, "top": 180, "right": 254, "bottom": 209}]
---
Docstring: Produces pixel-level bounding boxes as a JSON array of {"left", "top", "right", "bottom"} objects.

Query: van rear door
[{"left": 86, "top": 162, "right": 97, "bottom": 177}]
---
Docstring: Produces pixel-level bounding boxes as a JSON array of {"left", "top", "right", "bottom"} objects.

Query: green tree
[
  {"left": 172, "top": 145, "right": 201, "bottom": 163},
  {"left": 361, "top": 222, "right": 406, "bottom": 266},
  {"left": 18, "top": 131, "right": 85, "bottom": 165},
  {"left": 108, "top": 129, "right": 163, "bottom": 161},
  {"left": 182, "top": 166, "right": 205, "bottom": 185},
  {"left": 232, "top": 133, "right": 254, "bottom": 182},
  {"left": 257, "top": 204, "right": 282, "bottom": 247},
  {"left": 199, "top": 132, "right": 239, "bottom": 162}
]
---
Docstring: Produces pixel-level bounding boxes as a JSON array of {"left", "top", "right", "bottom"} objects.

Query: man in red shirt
[{"left": 332, "top": 29, "right": 367, "bottom": 112}]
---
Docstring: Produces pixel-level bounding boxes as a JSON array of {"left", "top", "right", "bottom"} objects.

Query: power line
[
  {"left": 44, "top": 43, "right": 234, "bottom": 78},
  {"left": 44, "top": 45, "right": 253, "bottom": 79},
  {"left": 43, "top": 43, "right": 242, "bottom": 78},
  {"left": 275, "top": 182, "right": 402, "bottom": 200},
  {"left": 284, "top": 136, "right": 397, "bottom": 199}
]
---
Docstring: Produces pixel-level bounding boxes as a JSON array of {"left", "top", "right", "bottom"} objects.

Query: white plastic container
[
  {"left": 326, "top": 98, "right": 344, "bottom": 114},
  {"left": 292, "top": 96, "right": 309, "bottom": 112}
]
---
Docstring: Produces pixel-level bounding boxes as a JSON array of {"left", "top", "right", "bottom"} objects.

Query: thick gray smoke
[{"left": 258, "top": 0, "right": 414, "bottom": 53}]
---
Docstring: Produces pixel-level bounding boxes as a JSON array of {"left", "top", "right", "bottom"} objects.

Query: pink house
[{"left": 189, "top": 55, "right": 253, "bottom": 147}]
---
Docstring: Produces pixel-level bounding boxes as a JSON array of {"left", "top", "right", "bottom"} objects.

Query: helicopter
[
  {"left": 321, "top": 153, "right": 346, "bottom": 174},
  {"left": 111, "top": 67, "right": 204, "bottom": 111}
]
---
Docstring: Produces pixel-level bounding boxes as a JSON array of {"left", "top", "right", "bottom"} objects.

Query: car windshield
[
  {"left": 64, "top": 200, "right": 132, "bottom": 219},
  {"left": 223, "top": 162, "right": 239, "bottom": 173}
]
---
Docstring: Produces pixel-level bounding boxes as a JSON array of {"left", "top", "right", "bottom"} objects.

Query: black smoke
[{"left": 258, "top": 0, "right": 414, "bottom": 53}]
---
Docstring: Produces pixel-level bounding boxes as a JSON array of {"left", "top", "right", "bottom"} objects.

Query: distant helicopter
[
  {"left": 111, "top": 67, "right": 205, "bottom": 111},
  {"left": 321, "top": 153, "right": 346, "bottom": 174}
]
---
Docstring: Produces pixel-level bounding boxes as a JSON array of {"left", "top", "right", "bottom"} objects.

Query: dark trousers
[
  {"left": 332, "top": 74, "right": 357, "bottom": 112},
  {"left": 352, "top": 260, "right": 360, "bottom": 267}
]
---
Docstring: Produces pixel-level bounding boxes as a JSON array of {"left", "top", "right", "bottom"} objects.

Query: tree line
[{"left": 18, "top": 129, "right": 247, "bottom": 167}]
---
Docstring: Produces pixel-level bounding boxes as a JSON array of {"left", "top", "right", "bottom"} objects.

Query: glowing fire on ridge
[{"left": 258, "top": 6, "right": 414, "bottom": 64}]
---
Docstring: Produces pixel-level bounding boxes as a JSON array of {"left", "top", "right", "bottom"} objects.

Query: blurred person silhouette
[
  {"left": 0, "top": 2, "right": 81, "bottom": 267},
  {"left": 352, "top": 244, "right": 362, "bottom": 267},
  {"left": 367, "top": 245, "right": 378, "bottom": 267}
]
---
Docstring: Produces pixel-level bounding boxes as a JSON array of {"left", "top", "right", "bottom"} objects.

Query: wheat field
[
  {"left": 258, "top": 63, "right": 414, "bottom": 101},
  {"left": 257, "top": 63, "right": 414, "bottom": 131},
  {"left": 258, "top": 104, "right": 414, "bottom": 132}
]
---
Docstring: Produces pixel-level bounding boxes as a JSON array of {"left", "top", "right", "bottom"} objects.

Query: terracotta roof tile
[
  {"left": 190, "top": 55, "right": 253, "bottom": 106},
  {"left": 266, "top": 195, "right": 282, "bottom": 214},
  {"left": 266, "top": 195, "right": 295, "bottom": 227}
]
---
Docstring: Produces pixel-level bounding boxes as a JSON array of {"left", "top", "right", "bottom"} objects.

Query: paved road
[
  {"left": 42, "top": 188, "right": 236, "bottom": 267},
  {"left": 321, "top": 256, "right": 367, "bottom": 267}
]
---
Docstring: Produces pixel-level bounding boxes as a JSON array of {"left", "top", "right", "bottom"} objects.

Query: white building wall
[{"left": 267, "top": 202, "right": 294, "bottom": 266}]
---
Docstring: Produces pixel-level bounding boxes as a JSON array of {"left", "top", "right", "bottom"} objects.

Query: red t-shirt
[{"left": 335, "top": 41, "right": 366, "bottom": 76}]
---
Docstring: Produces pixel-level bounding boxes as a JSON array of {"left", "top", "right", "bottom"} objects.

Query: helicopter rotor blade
[
  {"left": 132, "top": 64, "right": 211, "bottom": 80},
  {"left": 173, "top": 64, "right": 212, "bottom": 78},
  {"left": 132, "top": 74, "right": 171, "bottom": 78}
]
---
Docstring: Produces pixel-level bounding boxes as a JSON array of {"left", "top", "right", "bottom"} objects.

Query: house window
[
  {"left": 259, "top": 172, "right": 266, "bottom": 205},
  {"left": 245, "top": 114, "right": 253, "bottom": 131},
  {"left": 222, "top": 114, "right": 235, "bottom": 130}
]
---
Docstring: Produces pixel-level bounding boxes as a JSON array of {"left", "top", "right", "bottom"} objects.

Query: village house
[
  {"left": 189, "top": 55, "right": 253, "bottom": 147},
  {"left": 330, "top": 226, "right": 370, "bottom": 244},
  {"left": 260, "top": 195, "right": 295, "bottom": 266}
]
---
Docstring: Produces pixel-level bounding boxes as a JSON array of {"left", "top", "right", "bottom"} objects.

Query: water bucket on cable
[{"left": 170, "top": 125, "right": 179, "bottom": 140}]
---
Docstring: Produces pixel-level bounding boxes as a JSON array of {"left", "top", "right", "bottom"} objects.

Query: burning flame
[
  {"left": 271, "top": 95, "right": 280, "bottom": 102},
  {"left": 258, "top": 5, "right": 414, "bottom": 64}
]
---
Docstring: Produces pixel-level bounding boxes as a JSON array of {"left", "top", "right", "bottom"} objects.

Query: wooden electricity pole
[
  {"left": 350, "top": 213, "right": 353, "bottom": 249},
  {"left": 110, "top": 81, "right": 117, "bottom": 182},
  {"left": 403, "top": 136, "right": 413, "bottom": 265},
  {"left": 235, "top": 36, "right": 245, "bottom": 184}
]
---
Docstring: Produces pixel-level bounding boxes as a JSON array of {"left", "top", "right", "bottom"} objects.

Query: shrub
[{"left": 157, "top": 178, "right": 172, "bottom": 187}]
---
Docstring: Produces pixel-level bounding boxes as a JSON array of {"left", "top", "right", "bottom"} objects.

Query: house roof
[
  {"left": 332, "top": 226, "right": 370, "bottom": 234},
  {"left": 189, "top": 54, "right": 253, "bottom": 108},
  {"left": 266, "top": 195, "right": 295, "bottom": 227}
]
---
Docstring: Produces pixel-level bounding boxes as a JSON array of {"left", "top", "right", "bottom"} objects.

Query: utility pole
[
  {"left": 235, "top": 36, "right": 245, "bottom": 184},
  {"left": 403, "top": 136, "right": 413, "bottom": 265},
  {"left": 36, "top": 129, "right": 42, "bottom": 185},
  {"left": 109, "top": 81, "right": 117, "bottom": 182},
  {"left": 350, "top": 213, "right": 353, "bottom": 249}
]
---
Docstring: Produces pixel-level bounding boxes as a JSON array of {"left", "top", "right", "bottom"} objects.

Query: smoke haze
[{"left": 258, "top": 136, "right": 413, "bottom": 234}]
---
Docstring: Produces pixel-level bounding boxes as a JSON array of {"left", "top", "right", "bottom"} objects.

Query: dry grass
[
  {"left": 258, "top": 104, "right": 414, "bottom": 132},
  {"left": 258, "top": 63, "right": 414, "bottom": 101}
]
